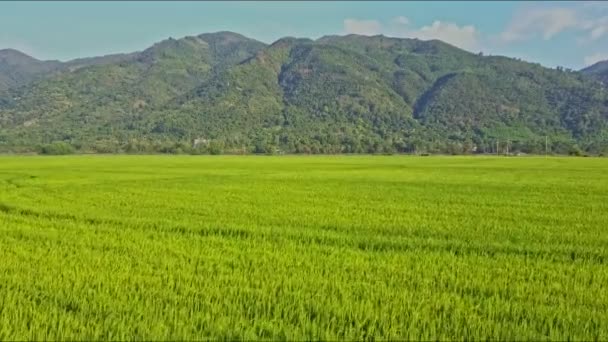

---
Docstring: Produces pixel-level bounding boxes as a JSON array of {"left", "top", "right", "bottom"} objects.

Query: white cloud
[
  {"left": 500, "top": 5, "right": 608, "bottom": 43},
  {"left": 343, "top": 19, "right": 382, "bottom": 36},
  {"left": 582, "top": 1, "right": 608, "bottom": 11},
  {"left": 343, "top": 16, "right": 480, "bottom": 51},
  {"left": 590, "top": 26, "right": 607, "bottom": 40},
  {"left": 408, "top": 21, "right": 478, "bottom": 50},
  {"left": 584, "top": 52, "right": 608, "bottom": 66},
  {"left": 392, "top": 16, "right": 410, "bottom": 26},
  {"left": 500, "top": 7, "right": 578, "bottom": 42},
  {"left": 587, "top": 16, "right": 608, "bottom": 40}
]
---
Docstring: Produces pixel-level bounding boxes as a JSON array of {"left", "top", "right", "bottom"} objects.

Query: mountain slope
[
  {"left": 581, "top": 60, "right": 608, "bottom": 84},
  {"left": 0, "top": 33, "right": 607, "bottom": 155},
  {"left": 0, "top": 49, "right": 140, "bottom": 94},
  {"left": 170, "top": 34, "right": 607, "bottom": 154},
  {"left": 0, "top": 32, "right": 267, "bottom": 149},
  {"left": 0, "top": 49, "right": 62, "bottom": 93}
]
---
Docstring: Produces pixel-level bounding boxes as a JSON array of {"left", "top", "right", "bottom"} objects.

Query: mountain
[
  {"left": 0, "top": 49, "right": 62, "bottom": 93},
  {"left": 581, "top": 60, "right": 608, "bottom": 84},
  {"left": 0, "top": 31, "right": 264, "bottom": 97},
  {"left": 1, "top": 32, "right": 607, "bottom": 155},
  {"left": 64, "top": 53, "right": 139, "bottom": 72},
  {"left": 0, "top": 49, "right": 140, "bottom": 94}
]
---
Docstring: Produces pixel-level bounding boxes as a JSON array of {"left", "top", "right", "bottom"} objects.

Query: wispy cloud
[
  {"left": 343, "top": 19, "right": 383, "bottom": 36},
  {"left": 343, "top": 17, "right": 480, "bottom": 51},
  {"left": 584, "top": 16, "right": 608, "bottom": 41},
  {"left": 584, "top": 52, "right": 608, "bottom": 66},
  {"left": 501, "top": 7, "right": 578, "bottom": 42},
  {"left": 408, "top": 21, "right": 478, "bottom": 50},
  {"left": 499, "top": 4, "right": 608, "bottom": 43}
]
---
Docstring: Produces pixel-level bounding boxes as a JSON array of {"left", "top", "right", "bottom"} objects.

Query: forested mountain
[
  {"left": 0, "top": 49, "right": 62, "bottom": 93},
  {"left": 581, "top": 60, "right": 608, "bottom": 84},
  {"left": 1, "top": 32, "right": 607, "bottom": 155},
  {"left": 0, "top": 49, "right": 139, "bottom": 94}
]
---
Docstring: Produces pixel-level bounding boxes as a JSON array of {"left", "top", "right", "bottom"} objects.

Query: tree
[{"left": 40, "top": 142, "right": 75, "bottom": 155}]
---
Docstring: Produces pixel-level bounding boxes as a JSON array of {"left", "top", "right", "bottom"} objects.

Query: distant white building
[{"left": 193, "top": 138, "right": 210, "bottom": 148}]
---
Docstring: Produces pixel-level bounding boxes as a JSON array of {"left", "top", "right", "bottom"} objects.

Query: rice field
[{"left": 0, "top": 155, "right": 607, "bottom": 340}]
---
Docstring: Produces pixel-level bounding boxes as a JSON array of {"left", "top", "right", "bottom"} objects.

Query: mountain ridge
[{"left": 1, "top": 31, "right": 607, "bottom": 155}]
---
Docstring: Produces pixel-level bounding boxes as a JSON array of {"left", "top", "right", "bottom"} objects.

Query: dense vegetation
[
  {"left": 1, "top": 32, "right": 607, "bottom": 155},
  {"left": 0, "top": 155, "right": 607, "bottom": 340}
]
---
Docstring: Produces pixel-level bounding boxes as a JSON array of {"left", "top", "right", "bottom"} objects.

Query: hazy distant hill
[
  {"left": 1, "top": 32, "right": 607, "bottom": 155},
  {"left": 0, "top": 49, "right": 62, "bottom": 93},
  {"left": 581, "top": 60, "right": 608, "bottom": 84},
  {"left": 0, "top": 49, "right": 141, "bottom": 93}
]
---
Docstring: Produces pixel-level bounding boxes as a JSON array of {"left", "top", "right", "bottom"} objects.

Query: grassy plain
[{"left": 0, "top": 155, "right": 607, "bottom": 340}]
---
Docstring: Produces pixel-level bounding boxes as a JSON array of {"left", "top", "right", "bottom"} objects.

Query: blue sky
[{"left": 1, "top": 1, "right": 608, "bottom": 69}]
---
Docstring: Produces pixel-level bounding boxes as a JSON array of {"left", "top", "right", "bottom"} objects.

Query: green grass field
[{"left": 0, "top": 155, "right": 607, "bottom": 340}]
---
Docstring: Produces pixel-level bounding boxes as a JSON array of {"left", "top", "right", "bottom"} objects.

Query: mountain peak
[
  {"left": 581, "top": 60, "right": 608, "bottom": 84},
  {"left": 582, "top": 60, "right": 608, "bottom": 73},
  {"left": 270, "top": 37, "right": 313, "bottom": 48},
  {"left": 0, "top": 48, "right": 40, "bottom": 64},
  {"left": 198, "top": 31, "right": 261, "bottom": 44}
]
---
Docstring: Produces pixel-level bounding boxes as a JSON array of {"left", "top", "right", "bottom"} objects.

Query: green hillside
[{"left": 1, "top": 32, "right": 607, "bottom": 155}]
